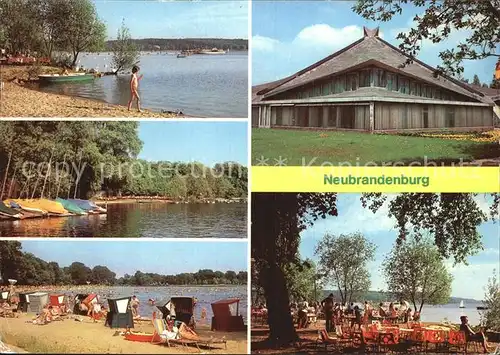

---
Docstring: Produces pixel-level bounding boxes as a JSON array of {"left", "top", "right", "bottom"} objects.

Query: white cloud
[
  {"left": 252, "top": 35, "right": 281, "bottom": 52},
  {"left": 293, "top": 24, "right": 361, "bottom": 48}
]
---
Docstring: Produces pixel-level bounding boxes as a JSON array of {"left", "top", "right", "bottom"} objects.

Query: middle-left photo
[{"left": 0, "top": 120, "right": 248, "bottom": 238}]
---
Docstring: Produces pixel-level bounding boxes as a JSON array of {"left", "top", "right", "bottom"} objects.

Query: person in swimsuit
[
  {"left": 460, "top": 316, "right": 490, "bottom": 353},
  {"left": 128, "top": 65, "right": 143, "bottom": 112}
]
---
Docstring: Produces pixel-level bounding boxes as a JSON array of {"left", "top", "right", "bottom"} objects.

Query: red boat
[{"left": 124, "top": 331, "right": 160, "bottom": 343}]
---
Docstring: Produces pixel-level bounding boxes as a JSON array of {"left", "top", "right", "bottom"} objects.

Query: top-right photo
[{"left": 252, "top": 1, "right": 500, "bottom": 167}]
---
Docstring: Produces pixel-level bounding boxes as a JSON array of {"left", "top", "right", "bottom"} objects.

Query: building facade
[{"left": 252, "top": 27, "right": 495, "bottom": 132}]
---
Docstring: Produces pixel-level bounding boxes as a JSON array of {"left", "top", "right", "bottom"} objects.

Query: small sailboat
[{"left": 459, "top": 300, "right": 465, "bottom": 308}]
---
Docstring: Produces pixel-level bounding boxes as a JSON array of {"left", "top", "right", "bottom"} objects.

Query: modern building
[{"left": 252, "top": 27, "right": 496, "bottom": 132}]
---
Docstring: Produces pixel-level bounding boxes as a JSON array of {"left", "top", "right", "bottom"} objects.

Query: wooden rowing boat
[{"left": 38, "top": 73, "right": 95, "bottom": 83}]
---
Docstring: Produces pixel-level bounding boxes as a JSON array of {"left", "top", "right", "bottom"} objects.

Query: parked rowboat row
[{"left": 0, "top": 198, "right": 107, "bottom": 220}]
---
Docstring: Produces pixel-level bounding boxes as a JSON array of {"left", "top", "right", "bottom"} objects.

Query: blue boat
[{"left": 68, "top": 199, "right": 107, "bottom": 213}]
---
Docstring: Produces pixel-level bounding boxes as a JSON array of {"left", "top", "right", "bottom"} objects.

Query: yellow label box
[{"left": 251, "top": 167, "right": 500, "bottom": 192}]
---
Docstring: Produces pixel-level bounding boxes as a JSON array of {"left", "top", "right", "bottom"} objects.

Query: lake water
[
  {"left": 421, "top": 302, "right": 486, "bottom": 326},
  {"left": 0, "top": 202, "right": 247, "bottom": 238},
  {"left": 37, "top": 52, "right": 248, "bottom": 118},
  {"left": 55, "top": 285, "right": 248, "bottom": 323}
]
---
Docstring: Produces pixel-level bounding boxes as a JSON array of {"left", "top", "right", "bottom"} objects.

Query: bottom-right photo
[{"left": 251, "top": 193, "right": 500, "bottom": 354}]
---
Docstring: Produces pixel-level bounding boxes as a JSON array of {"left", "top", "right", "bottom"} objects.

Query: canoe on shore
[
  {"left": 68, "top": 199, "right": 107, "bottom": 214},
  {"left": 38, "top": 73, "right": 95, "bottom": 83},
  {"left": 5, "top": 199, "right": 48, "bottom": 215},
  {"left": 55, "top": 198, "right": 87, "bottom": 215},
  {"left": 0, "top": 203, "right": 23, "bottom": 219}
]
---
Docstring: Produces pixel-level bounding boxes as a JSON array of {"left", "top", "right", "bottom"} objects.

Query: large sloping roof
[{"left": 259, "top": 27, "right": 487, "bottom": 103}]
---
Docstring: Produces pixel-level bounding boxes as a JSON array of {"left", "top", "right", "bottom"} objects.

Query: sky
[
  {"left": 137, "top": 121, "right": 247, "bottom": 166},
  {"left": 299, "top": 193, "right": 500, "bottom": 300},
  {"left": 93, "top": 0, "right": 248, "bottom": 39},
  {"left": 21, "top": 240, "right": 247, "bottom": 277},
  {"left": 252, "top": 1, "right": 499, "bottom": 85}
]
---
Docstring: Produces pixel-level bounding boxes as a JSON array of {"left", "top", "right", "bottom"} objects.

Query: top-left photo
[{"left": 0, "top": 0, "right": 248, "bottom": 118}]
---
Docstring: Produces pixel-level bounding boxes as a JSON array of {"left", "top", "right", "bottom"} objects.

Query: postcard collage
[{"left": 0, "top": 0, "right": 499, "bottom": 354}]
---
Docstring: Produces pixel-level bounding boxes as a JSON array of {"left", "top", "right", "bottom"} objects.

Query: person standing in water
[{"left": 128, "top": 65, "right": 143, "bottom": 112}]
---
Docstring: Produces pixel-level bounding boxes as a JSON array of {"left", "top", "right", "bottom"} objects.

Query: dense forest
[
  {"left": 0, "top": 241, "right": 247, "bottom": 286},
  {"left": 0, "top": 122, "right": 248, "bottom": 200},
  {"left": 105, "top": 38, "right": 248, "bottom": 52}
]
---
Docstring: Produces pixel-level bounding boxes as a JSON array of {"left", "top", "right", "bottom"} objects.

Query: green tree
[
  {"left": 283, "top": 259, "right": 318, "bottom": 302},
  {"left": 57, "top": 0, "right": 106, "bottom": 67},
  {"left": 91, "top": 265, "right": 116, "bottom": 285},
  {"left": 165, "top": 175, "right": 187, "bottom": 200},
  {"left": 67, "top": 262, "right": 92, "bottom": 285},
  {"left": 252, "top": 192, "right": 498, "bottom": 345},
  {"left": 0, "top": 241, "right": 23, "bottom": 282},
  {"left": 483, "top": 271, "right": 500, "bottom": 331},
  {"left": 353, "top": 0, "right": 500, "bottom": 77},
  {"left": 315, "top": 232, "right": 375, "bottom": 304},
  {"left": 383, "top": 236, "right": 453, "bottom": 313},
  {"left": 473, "top": 74, "right": 481, "bottom": 86},
  {"left": 111, "top": 19, "right": 140, "bottom": 74}
]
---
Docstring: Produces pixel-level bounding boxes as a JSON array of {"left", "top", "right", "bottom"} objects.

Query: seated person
[
  {"left": 378, "top": 303, "right": 386, "bottom": 317},
  {"left": 460, "top": 316, "right": 489, "bottom": 353},
  {"left": 404, "top": 308, "right": 413, "bottom": 323}
]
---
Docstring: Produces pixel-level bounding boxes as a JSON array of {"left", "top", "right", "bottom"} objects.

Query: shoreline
[
  {"left": 0, "top": 314, "right": 246, "bottom": 354},
  {"left": 13, "top": 284, "right": 247, "bottom": 293},
  {"left": 0, "top": 66, "right": 184, "bottom": 118},
  {"left": 93, "top": 197, "right": 248, "bottom": 205}
]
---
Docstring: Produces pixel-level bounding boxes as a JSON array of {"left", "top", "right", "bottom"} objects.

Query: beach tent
[
  {"left": 156, "top": 297, "right": 196, "bottom": 327},
  {"left": 106, "top": 296, "right": 134, "bottom": 329},
  {"left": 17, "top": 292, "right": 35, "bottom": 312},
  {"left": 211, "top": 299, "right": 245, "bottom": 332},
  {"left": 27, "top": 292, "right": 48, "bottom": 313},
  {"left": 73, "top": 293, "right": 98, "bottom": 315},
  {"left": 49, "top": 294, "right": 66, "bottom": 307},
  {"left": 0, "top": 290, "right": 9, "bottom": 302}
]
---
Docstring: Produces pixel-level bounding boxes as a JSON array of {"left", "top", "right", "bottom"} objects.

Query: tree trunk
[
  {"left": 262, "top": 263, "right": 298, "bottom": 346},
  {"left": 71, "top": 51, "right": 80, "bottom": 68}
]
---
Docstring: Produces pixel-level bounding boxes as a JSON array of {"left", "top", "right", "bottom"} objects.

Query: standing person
[
  {"left": 128, "top": 65, "right": 144, "bottom": 112},
  {"left": 460, "top": 316, "right": 490, "bottom": 353},
  {"left": 321, "top": 293, "right": 334, "bottom": 332},
  {"left": 130, "top": 295, "right": 140, "bottom": 318},
  {"left": 351, "top": 306, "right": 362, "bottom": 330}
]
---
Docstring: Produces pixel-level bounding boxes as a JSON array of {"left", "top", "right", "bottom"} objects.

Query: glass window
[
  {"left": 424, "top": 86, "right": 432, "bottom": 98},
  {"left": 399, "top": 78, "right": 410, "bottom": 94},
  {"left": 422, "top": 105, "right": 429, "bottom": 128},
  {"left": 328, "top": 106, "right": 336, "bottom": 127},
  {"left": 410, "top": 82, "right": 417, "bottom": 96},
  {"left": 359, "top": 70, "right": 371, "bottom": 87},
  {"left": 376, "top": 69, "right": 386, "bottom": 87},
  {"left": 387, "top": 73, "right": 398, "bottom": 91},
  {"left": 276, "top": 107, "right": 283, "bottom": 125},
  {"left": 446, "top": 107, "right": 455, "bottom": 127},
  {"left": 346, "top": 74, "right": 358, "bottom": 91},
  {"left": 322, "top": 83, "right": 330, "bottom": 96}
]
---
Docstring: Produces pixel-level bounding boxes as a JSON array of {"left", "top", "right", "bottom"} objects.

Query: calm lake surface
[
  {"left": 37, "top": 52, "right": 248, "bottom": 117},
  {"left": 0, "top": 202, "right": 247, "bottom": 238},
  {"left": 56, "top": 285, "right": 248, "bottom": 323},
  {"left": 421, "top": 302, "right": 485, "bottom": 325}
]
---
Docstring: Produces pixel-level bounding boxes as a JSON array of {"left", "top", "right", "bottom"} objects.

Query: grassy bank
[
  {"left": 252, "top": 128, "right": 500, "bottom": 166},
  {"left": 0, "top": 66, "right": 177, "bottom": 118},
  {"left": 0, "top": 314, "right": 247, "bottom": 354}
]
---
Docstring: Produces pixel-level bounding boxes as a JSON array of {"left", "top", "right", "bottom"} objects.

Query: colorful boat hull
[
  {"left": 55, "top": 198, "right": 87, "bottom": 215},
  {"left": 38, "top": 74, "right": 95, "bottom": 83}
]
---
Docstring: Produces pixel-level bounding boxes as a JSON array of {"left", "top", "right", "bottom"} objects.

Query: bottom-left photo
[{"left": 0, "top": 240, "right": 248, "bottom": 354}]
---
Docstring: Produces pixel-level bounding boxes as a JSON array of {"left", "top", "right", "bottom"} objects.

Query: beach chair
[
  {"left": 151, "top": 317, "right": 185, "bottom": 348},
  {"left": 360, "top": 329, "right": 379, "bottom": 353},
  {"left": 178, "top": 322, "right": 227, "bottom": 351},
  {"left": 424, "top": 329, "right": 447, "bottom": 352},
  {"left": 446, "top": 330, "right": 466, "bottom": 354}
]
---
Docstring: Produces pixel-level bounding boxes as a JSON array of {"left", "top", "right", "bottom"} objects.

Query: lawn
[{"left": 252, "top": 128, "right": 500, "bottom": 166}]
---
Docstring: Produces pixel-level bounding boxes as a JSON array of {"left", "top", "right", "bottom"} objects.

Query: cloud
[{"left": 252, "top": 35, "right": 280, "bottom": 52}]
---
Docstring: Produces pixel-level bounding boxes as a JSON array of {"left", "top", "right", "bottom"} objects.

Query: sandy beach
[
  {"left": 0, "top": 313, "right": 247, "bottom": 354},
  {"left": 0, "top": 66, "right": 177, "bottom": 118}
]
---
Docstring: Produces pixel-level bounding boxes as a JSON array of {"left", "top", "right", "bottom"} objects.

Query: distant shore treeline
[
  {"left": 0, "top": 241, "right": 247, "bottom": 286},
  {"left": 105, "top": 38, "right": 248, "bottom": 52},
  {"left": 320, "top": 290, "right": 480, "bottom": 304},
  {"left": 0, "top": 122, "right": 248, "bottom": 200}
]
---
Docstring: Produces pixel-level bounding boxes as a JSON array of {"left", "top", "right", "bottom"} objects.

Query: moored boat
[
  {"left": 55, "top": 198, "right": 87, "bottom": 215},
  {"left": 68, "top": 199, "right": 107, "bottom": 214},
  {"left": 6, "top": 199, "right": 48, "bottom": 215},
  {"left": 38, "top": 73, "right": 95, "bottom": 83},
  {"left": 30, "top": 199, "right": 69, "bottom": 215},
  {"left": 197, "top": 47, "right": 226, "bottom": 55},
  {"left": 0, "top": 202, "right": 23, "bottom": 219}
]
